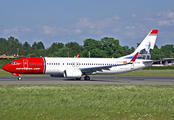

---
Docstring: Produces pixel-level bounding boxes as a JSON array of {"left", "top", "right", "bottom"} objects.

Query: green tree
[
  {"left": 23, "top": 42, "right": 31, "bottom": 56},
  {"left": 27, "top": 53, "right": 36, "bottom": 57},
  {"left": 65, "top": 42, "right": 81, "bottom": 57},
  {"left": 37, "top": 41, "right": 45, "bottom": 49},
  {"left": 47, "top": 42, "right": 64, "bottom": 56},
  {"left": 101, "top": 37, "right": 125, "bottom": 58},
  {"left": 56, "top": 47, "right": 70, "bottom": 57},
  {"left": 160, "top": 44, "right": 173, "bottom": 58},
  {"left": 7, "top": 37, "right": 22, "bottom": 55},
  {"left": 82, "top": 38, "right": 105, "bottom": 57},
  {"left": 0, "top": 38, "right": 7, "bottom": 55},
  {"left": 122, "top": 46, "right": 135, "bottom": 55},
  {"left": 151, "top": 45, "right": 163, "bottom": 60}
]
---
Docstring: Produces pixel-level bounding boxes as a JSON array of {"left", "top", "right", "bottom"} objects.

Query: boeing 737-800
[{"left": 2, "top": 30, "right": 158, "bottom": 80}]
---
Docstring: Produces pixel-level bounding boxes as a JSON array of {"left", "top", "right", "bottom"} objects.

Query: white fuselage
[{"left": 44, "top": 57, "right": 151, "bottom": 75}]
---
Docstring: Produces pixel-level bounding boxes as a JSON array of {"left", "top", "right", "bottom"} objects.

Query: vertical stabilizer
[{"left": 123, "top": 29, "right": 158, "bottom": 60}]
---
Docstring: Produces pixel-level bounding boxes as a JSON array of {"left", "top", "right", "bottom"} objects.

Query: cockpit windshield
[{"left": 9, "top": 62, "right": 17, "bottom": 65}]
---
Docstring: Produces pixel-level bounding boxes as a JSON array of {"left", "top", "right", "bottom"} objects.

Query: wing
[
  {"left": 80, "top": 64, "right": 125, "bottom": 74},
  {"left": 80, "top": 52, "right": 139, "bottom": 74}
]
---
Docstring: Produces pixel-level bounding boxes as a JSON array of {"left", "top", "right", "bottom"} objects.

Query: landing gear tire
[
  {"left": 18, "top": 76, "right": 22, "bottom": 80},
  {"left": 76, "top": 78, "right": 81, "bottom": 80},
  {"left": 84, "top": 76, "right": 90, "bottom": 80}
]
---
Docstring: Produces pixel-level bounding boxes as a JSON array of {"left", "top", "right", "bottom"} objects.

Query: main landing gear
[
  {"left": 75, "top": 76, "right": 90, "bottom": 80},
  {"left": 84, "top": 75, "right": 90, "bottom": 80}
]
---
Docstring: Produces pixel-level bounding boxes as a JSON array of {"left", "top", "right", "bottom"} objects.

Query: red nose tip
[{"left": 2, "top": 65, "right": 8, "bottom": 71}]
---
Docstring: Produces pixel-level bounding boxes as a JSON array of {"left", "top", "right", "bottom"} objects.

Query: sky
[{"left": 0, "top": 0, "right": 174, "bottom": 48}]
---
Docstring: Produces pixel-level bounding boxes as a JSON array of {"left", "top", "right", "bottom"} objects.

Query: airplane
[{"left": 2, "top": 29, "right": 158, "bottom": 80}]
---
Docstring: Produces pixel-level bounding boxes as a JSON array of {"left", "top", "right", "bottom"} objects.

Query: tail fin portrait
[{"left": 123, "top": 29, "right": 158, "bottom": 60}]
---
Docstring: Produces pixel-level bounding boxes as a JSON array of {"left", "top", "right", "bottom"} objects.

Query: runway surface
[{"left": 0, "top": 76, "right": 174, "bottom": 85}]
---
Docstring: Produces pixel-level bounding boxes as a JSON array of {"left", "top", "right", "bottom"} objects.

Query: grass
[
  {"left": 0, "top": 85, "right": 174, "bottom": 120},
  {"left": 2, "top": 69, "right": 174, "bottom": 77},
  {"left": 0, "top": 69, "right": 12, "bottom": 77}
]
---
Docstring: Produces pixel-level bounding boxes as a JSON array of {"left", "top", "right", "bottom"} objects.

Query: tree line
[{"left": 0, "top": 36, "right": 174, "bottom": 59}]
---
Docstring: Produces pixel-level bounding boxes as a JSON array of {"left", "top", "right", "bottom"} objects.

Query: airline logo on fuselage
[{"left": 16, "top": 68, "right": 41, "bottom": 70}]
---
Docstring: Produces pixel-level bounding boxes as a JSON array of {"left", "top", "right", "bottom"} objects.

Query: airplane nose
[{"left": 2, "top": 64, "right": 9, "bottom": 71}]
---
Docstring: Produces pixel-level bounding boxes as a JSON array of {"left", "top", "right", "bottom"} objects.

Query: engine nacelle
[
  {"left": 64, "top": 68, "right": 82, "bottom": 78},
  {"left": 50, "top": 73, "right": 64, "bottom": 77}
]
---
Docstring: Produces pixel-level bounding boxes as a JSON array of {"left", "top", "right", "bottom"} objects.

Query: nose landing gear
[
  {"left": 18, "top": 76, "right": 22, "bottom": 80},
  {"left": 12, "top": 73, "right": 21, "bottom": 80}
]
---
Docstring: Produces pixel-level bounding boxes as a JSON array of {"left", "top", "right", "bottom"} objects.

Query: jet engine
[{"left": 64, "top": 68, "right": 82, "bottom": 78}]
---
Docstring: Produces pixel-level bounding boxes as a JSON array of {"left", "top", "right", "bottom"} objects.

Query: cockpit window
[{"left": 10, "top": 62, "right": 17, "bottom": 64}]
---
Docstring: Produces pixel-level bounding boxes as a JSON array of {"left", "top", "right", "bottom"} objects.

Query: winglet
[
  {"left": 77, "top": 54, "right": 80, "bottom": 58},
  {"left": 131, "top": 52, "right": 139, "bottom": 62}
]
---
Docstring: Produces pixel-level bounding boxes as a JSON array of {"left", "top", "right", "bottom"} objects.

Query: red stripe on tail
[{"left": 150, "top": 30, "right": 158, "bottom": 34}]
